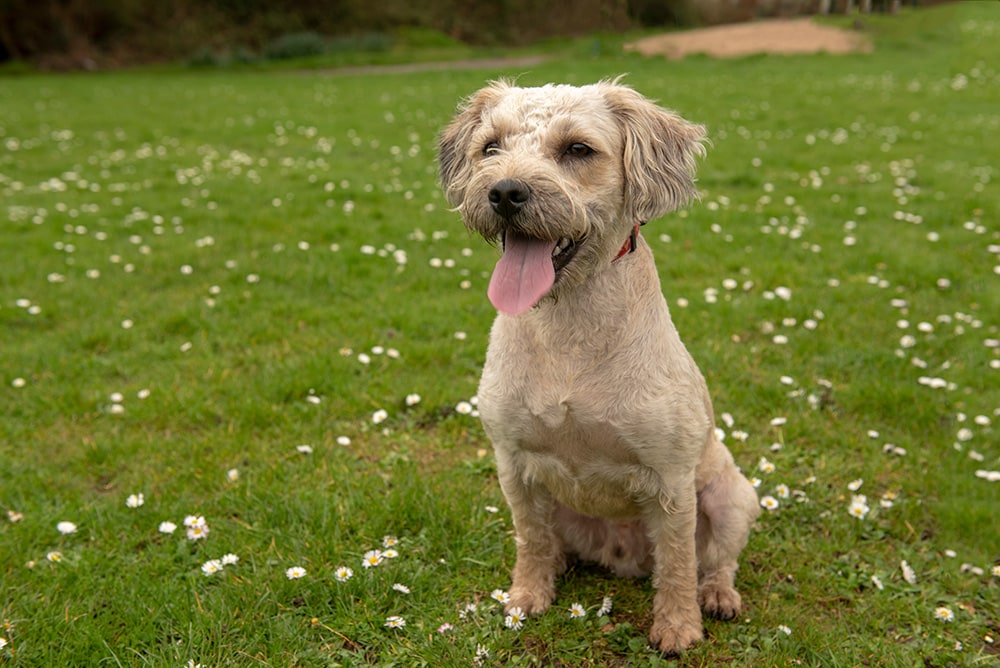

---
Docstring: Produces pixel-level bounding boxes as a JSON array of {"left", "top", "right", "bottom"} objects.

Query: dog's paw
[
  {"left": 699, "top": 585, "right": 742, "bottom": 621},
  {"left": 506, "top": 586, "right": 554, "bottom": 616},
  {"left": 648, "top": 618, "right": 703, "bottom": 656}
]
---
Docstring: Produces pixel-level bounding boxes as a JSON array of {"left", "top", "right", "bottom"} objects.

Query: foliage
[{"left": 0, "top": 3, "right": 997, "bottom": 665}]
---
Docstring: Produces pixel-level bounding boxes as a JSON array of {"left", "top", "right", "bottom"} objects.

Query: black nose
[{"left": 488, "top": 179, "right": 530, "bottom": 219}]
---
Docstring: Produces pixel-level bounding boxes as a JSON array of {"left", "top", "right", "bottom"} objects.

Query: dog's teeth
[{"left": 552, "top": 238, "right": 573, "bottom": 257}]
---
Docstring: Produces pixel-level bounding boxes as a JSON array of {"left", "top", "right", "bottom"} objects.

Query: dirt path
[
  {"left": 319, "top": 19, "right": 869, "bottom": 76},
  {"left": 626, "top": 18, "right": 871, "bottom": 59}
]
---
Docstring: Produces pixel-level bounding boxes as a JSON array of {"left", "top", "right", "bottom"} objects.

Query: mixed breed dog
[{"left": 436, "top": 79, "right": 759, "bottom": 654}]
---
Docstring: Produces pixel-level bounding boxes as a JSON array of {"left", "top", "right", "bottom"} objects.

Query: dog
[{"left": 438, "top": 79, "right": 760, "bottom": 654}]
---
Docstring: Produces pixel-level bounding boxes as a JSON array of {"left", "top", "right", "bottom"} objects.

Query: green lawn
[{"left": 1, "top": 3, "right": 997, "bottom": 666}]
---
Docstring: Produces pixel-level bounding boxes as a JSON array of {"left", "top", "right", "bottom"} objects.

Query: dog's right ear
[{"left": 438, "top": 82, "right": 508, "bottom": 208}]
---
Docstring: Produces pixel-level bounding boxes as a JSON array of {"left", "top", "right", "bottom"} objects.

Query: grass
[{"left": 1, "top": 3, "right": 997, "bottom": 665}]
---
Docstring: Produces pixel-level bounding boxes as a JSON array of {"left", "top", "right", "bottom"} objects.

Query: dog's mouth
[{"left": 487, "top": 231, "right": 582, "bottom": 316}]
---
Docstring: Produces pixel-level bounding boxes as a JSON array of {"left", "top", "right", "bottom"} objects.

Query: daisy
[
  {"left": 568, "top": 603, "right": 586, "bottom": 619},
  {"left": 295, "top": 444, "right": 313, "bottom": 454},
  {"left": 285, "top": 566, "right": 307, "bottom": 579},
  {"left": 504, "top": 607, "right": 525, "bottom": 630},
  {"left": 437, "top": 623, "right": 454, "bottom": 633},
  {"left": 992, "top": 565, "right": 1000, "bottom": 578},
  {"left": 900, "top": 560, "right": 917, "bottom": 585},
  {"left": 775, "top": 484, "right": 790, "bottom": 499},
  {"left": 847, "top": 478, "right": 864, "bottom": 492},
  {"left": 46, "top": 551, "right": 63, "bottom": 562},
  {"left": 126, "top": 493, "right": 144, "bottom": 508},
  {"left": 334, "top": 566, "right": 353, "bottom": 582},
  {"left": 758, "top": 457, "right": 775, "bottom": 474},
  {"left": 221, "top": 553, "right": 239, "bottom": 565},
  {"left": 372, "top": 409, "right": 388, "bottom": 424},
  {"left": 459, "top": 603, "right": 477, "bottom": 619},
  {"left": 382, "top": 535, "right": 399, "bottom": 548},
  {"left": 760, "top": 496, "right": 779, "bottom": 511},
  {"left": 778, "top": 625, "right": 792, "bottom": 635},
  {"left": 848, "top": 495, "right": 870, "bottom": 519},
  {"left": 392, "top": 583, "right": 411, "bottom": 594},
  {"left": 871, "top": 575, "right": 884, "bottom": 590},
  {"left": 202, "top": 559, "right": 223, "bottom": 576},
  {"left": 362, "top": 550, "right": 384, "bottom": 568},
  {"left": 186, "top": 522, "right": 210, "bottom": 541},
  {"left": 405, "top": 394, "right": 421, "bottom": 406},
  {"left": 56, "top": 521, "right": 77, "bottom": 535},
  {"left": 384, "top": 615, "right": 406, "bottom": 629},
  {"left": 226, "top": 468, "right": 239, "bottom": 482},
  {"left": 490, "top": 589, "right": 510, "bottom": 604},
  {"left": 934, "top": 606, "right": 954, "bottom": 622},
  {"left": 382, "top": 548, "right": 399, "bottom": 559},
  {"left": 158, "top": 521, "right": 177, "bottom": 534},
  {"left": 474, "top": 644, "right": 490, "bottom": 667},
  {"left": 597, "top": 596, "right": 613, "bottom": 617}
]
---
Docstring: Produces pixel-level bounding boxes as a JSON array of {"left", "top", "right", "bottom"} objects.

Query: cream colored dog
[{"left": 438, "top": 79, "right": 760, "bottom": 654}]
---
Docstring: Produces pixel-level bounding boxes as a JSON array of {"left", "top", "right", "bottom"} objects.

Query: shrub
[{"left": 263, "top": 31, "right": 327, "bottom": 60}]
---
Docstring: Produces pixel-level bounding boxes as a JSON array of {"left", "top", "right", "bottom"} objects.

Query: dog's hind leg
[
  {"left": 497, "top": 460, "right": 565, "bottom": 616},
  {"left": 696, "top": 461, "right": 759, "bottom": 620}
]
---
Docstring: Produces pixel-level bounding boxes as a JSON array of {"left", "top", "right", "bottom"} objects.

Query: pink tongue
[{"left": 487, "top": 233, "right": 557, "bottom": 315}]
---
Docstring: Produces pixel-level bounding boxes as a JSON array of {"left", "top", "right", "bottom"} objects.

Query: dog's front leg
[
  {"left": 497, "top": 456, "right": 563, "bottom": 615},
  {"left": 644, "top": 480, "right": 704, "bottom": 655}
]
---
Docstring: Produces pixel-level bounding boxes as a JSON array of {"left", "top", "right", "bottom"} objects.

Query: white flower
[
  {"left": 760, "top": 496, "right": 779, "bottom": 511},
  {"left": 934, "top": 606, "right": 954, "bottom": 622},
  {"left": 336, "top": 436, "right": 351, "bottom": 446},
  {"left": 597, "top": 596, "right": 613, "bottom": 617},
  {"left": 455, "top": 401, "right": 473, "bottom": 415},
  {"left": 847, "top": 478, "right": 864, "bottom": 491},
  {"left": 871, "top": 575, "right": 884, "bottom": 590},
  {"left": 901, "top": 560, "right": 917, "bottom": 585},
  {"left": 405, "top": 394, "right": 421, "bottom": 406},
  {"left": 57, "top": 521, "right": 77, "bottom": 534},
  {"left": 372, "top": 409, "right": 388, "bottom": 424},
  {"left": 778, "top": 624, "right": 792, "bottom": 635},
  {"left": 362, "top": 550, "right": 384, "bottom": 568},
  {"left": 285, "top": 566, "right": 307, "bottom": 579},
  {"left": 227, "top": 468, "right": 239, "bottom": 482},
  {"left": 221, "top": 553, "right": 239, "bottom": 565},
  {"left": 568, "top": 603, "right": 586, "bottom": 619},
  {"left": 47, "top": 551, "right": 63, "bottom": 562},
  {"left": 848, "top": 495, "right": 870, "bottom": 519},
  {"left": 392, "top": 583, "right": 411, "bottom": 594},
  {"left": 382, "top": 535, "right": 399, "bottom": 548},
  {"left": 334, "top": 566, "right": 353, "bottom": 582},
  {"left": 296, "top": 444, "right": 313, "bottom": 454},
  {"left": 384, "top": 615, "right": 406, "bottom": 629},
  {"left": 126, "top": 493, "right": 144, "bottom": 508},
  {"left": 202, "top": 559, "right": 223, "bottom": 576},
  {"left": 158, "top": 521, "right": 177, "bottom": 534},
  {"left": 490, "top": 589, "right": 510, "bottom": 604},
  {"left": 504, "top": 606, "right": 525, "bottom": 630}
]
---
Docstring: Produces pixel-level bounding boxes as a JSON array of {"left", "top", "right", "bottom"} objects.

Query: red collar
[{"left": 613, "top": 224, "right": 641, "bottom": 262}]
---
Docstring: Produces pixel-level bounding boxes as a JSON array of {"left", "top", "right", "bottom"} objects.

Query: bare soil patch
[{"left": 626, "top": 18, "right": 871, "bottom": 59}]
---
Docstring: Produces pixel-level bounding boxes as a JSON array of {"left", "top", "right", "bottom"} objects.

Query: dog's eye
[
  {"left": 564, "top": 142, "right": 594, "bottom": 158},
  {"left": 483, "top": 141, "right": 501, "bottom": 156}
]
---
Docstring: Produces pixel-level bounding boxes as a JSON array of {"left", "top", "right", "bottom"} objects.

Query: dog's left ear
[{"left": 603, "top": 84, "right": 707, "bottom": 223}]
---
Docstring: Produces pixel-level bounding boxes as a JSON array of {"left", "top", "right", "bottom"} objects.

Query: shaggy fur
[{"left": 438, "top": 79, "right": 760, "bottom": 654}]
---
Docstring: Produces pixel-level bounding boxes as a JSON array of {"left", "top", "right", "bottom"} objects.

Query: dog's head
[{"left": 438, "top": 79, "right": 706, "bottom": 315}]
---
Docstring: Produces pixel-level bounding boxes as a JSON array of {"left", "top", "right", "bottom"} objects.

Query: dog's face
[{"left": 439, "top": 80, "right": 706, "bottom": 314}]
